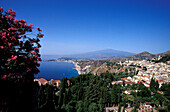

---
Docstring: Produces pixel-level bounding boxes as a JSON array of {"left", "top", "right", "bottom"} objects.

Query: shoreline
[{"left": 51, "top": 59, "right": 82, "bottom": 75}]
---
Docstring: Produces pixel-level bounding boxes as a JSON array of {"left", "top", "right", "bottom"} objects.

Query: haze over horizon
[
  {"left": 41, "top": 48, "right": 169, "bottom": 56},
  {"left": 1, "top": 0, "right": 170, "bottom": 55}
]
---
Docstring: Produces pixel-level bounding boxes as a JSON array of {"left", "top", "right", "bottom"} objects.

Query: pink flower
[
  {"left": 2, "top": 35, "right": 5, "bottom": 39},
  {"left": 11, "top": 55, "right": 17, "bottom": 60},
  {"left": 37, "top": 57, "right": 41, "bottom": 61},
  {"left": 8, "top": 58, "right": 11, "bottom": 61},
  {"left": 27, "top": 68, "right": 31, "bottom": 72},
  {"left": 0, "top": 7, "right": 3, "bottom": 12},
  {"left": 10, "top": 36, "right": 16, "bottom": 40},
  {"left": 21, "top": 19, "right": 26, "bottom": 23},
  {"left": 8, "top": 27, "right": 18, "bottom": 31},
  {"left": 5, "top": 15, "right": 13, "bottom": 20},
  {"left": 7, "top": 8, "right": 16, "bottom": 17},
  {"left": 14, "top": 19, "right": 18, "bottom": 23},
  {"left": 2, "top": 29, "right": 8, "bottom": 32},
  {"left": 34, "top": 60, "right": 37, "bottom": 63},
  {"left": 18, "top": 22, "right": 23, "bottom": 27},
  {"left": 8, "top": 73, "right": 13, "bottom": 77},
  {"left": 30, "top": 51, "right": 35, "bottom": 54},
  {"left": 3, "top": 32, "right": 6, "bottom": 35},
  {"left": 29, "top": 24, "right": 33, "bottom": 26},
  {"left": 36, "top": 27, "right": 42, "bottom": 31},
  {"left": 34, "top": 48, "right": 39, "bottom": 53},
  {"left": 0, "top": 46, "right": 4, "bottom": 49},
  {"left": 1, "top": 75, "right": 7, "bottom": 80},
  {"left": 34, "top": 47, "right": 38, "bottom": 50},
  {"left": 33, "top": 55, "right": 37, "bottom": 58},
  {"left": 24, "top": 24, "right": 27, "bottom": 27},
  {"left": 8, "top": 43, "right": 11, "bottom": 47}
]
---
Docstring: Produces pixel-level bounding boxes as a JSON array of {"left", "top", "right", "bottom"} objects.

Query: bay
[{"left": 35, "top": 61, "right": 79, "bottom": 80}]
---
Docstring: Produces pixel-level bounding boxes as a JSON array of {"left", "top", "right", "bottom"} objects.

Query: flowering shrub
[{"left": 0, "top": 7, "right": 44, "bottom": 80}]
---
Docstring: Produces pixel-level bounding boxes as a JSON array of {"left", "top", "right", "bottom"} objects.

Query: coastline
[{"left": 50, "top": 59, "right": 82, "bottom": 75}]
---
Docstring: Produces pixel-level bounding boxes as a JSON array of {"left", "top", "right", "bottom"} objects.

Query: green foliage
[
  {"left": 37, "top": 84, "right": 58, "bottom": 111},
  {"left": 142, "top": 66, "right": 147, "bottom": 71},
  {"left": 118, "top": 105, "right": 121, "bottom": 112},
  {"left": 160, "top": 83, "right": 170, "bottom": 101},
  {"left": 150, "top": 78, "right": 159, "bottom": 92},
  {"left": 37, "top": 73, "right": 170, "bottom": 111},
  {"left": 139, "top": 85, "right": 151, "bottom": 97}
]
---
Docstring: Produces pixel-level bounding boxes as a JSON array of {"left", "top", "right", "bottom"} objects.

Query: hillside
[
  {"left": 158, "top": 50, "right": 170, "bottom": 56},
  {"left": 126, "top": 51, "right": 156, "bottom": 61},
  {"left": 77, "top": 50, "right": 170, "bottom": 75},
  {"left": 125, "top": 50, "right": 170, "bottom": 61}
]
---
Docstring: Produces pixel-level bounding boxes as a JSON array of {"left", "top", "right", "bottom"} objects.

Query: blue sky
[{"left": 1, "top": 0, "right": 170, "bottom": 55}]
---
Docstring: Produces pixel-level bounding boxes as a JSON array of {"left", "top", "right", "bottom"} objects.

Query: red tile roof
[{"left": 34, "top": 78, "right": 48, "bottom": 86}]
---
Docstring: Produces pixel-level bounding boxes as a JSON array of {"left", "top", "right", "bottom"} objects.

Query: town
[
  {"left": 113, "top": 59, "right": 170, "bottom": 88},
  {"left": 35, "top": 55, "right": 170, "bottom": 112}
]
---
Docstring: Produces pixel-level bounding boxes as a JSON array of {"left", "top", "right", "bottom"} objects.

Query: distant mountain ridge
[
  {"left": 62, "top": 49, "right": 135, "bottom": 59},
  {"left": 42, "top": 50, "right": 170, "bottom": 60},
  {"left": 42, "top": 49, "right": 135, "bottom": 60}
]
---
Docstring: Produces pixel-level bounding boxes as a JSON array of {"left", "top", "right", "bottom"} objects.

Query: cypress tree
[
  {"left": 118, "top": 105, "right": 121, "bottom": 112},
  {"left": 155, "top": 80, "right": 159, "bottom": 90},
  {"left": 150, "top": 78, "right": 155, "bottom": 92}
]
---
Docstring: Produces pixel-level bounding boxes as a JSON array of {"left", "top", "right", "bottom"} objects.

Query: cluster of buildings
[
  {"left": 112, "top": 60, "right": 170, "bottom": 88},
  {"left": 106, "top": 104, "right": 158, "bottom": 112},
  {"left": 108, "top": 59, "right": 170, "bottom": 112}
]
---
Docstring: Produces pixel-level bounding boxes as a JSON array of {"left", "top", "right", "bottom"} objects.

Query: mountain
[
  {"left": 62, "top": 49, "right": 135, "bottom": 59},
  {"left": 126, "top": 50, "right": 170, "bottom": 61},
  {"left": 76, "top": 50, "right": 170, "bottom": 75},
  {"left": 126, "top": 51, "right": 156, "bottom": 60},
  {"left": 158, "top": 50, "right": 170, "bottom": 56}
]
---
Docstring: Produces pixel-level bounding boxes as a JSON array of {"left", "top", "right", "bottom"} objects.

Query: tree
[
  {"left": 142, "top": 66, "right": 147, "bottom": 71},
  {"left": 0, "top": 7, "right": 43, "bottom": 112},
  {"left": 76, "top": 101, "right": 83, "bottom": 112},
  {"left": 150, "top": 78, "right": 156, "bottom": 92},
  {"left": 155, "top": 80, "right": 159, "bottom": 90},
  {"left": 0, "top": 7, "right": 43, "bottom": 80},
  {"left": 98, "top": 98, "right": 104, "bottom": 112},
  {"left": 88, "top": 103, "right": 99, "bottom": 112},
  {"left": 118, "top": 105, "right": 121, "bottom": 112},
  {"left": 123, "top": 81, "right": 125, "bottom": 87},
  {"left": 111, "top": 84, "right": 118, "bottom": 105},
  {"left": 140, "top": 86, "right": 151, "bottom": 97}
]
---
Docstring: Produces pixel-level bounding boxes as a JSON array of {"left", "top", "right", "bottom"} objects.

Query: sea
[{"left": 35, "top": 59, "right": 79, "bottom": 81}]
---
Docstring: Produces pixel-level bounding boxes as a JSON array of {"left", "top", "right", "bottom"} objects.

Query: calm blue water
[{"left": 35, "top": 61, "right": 79, "bottom": 80}]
